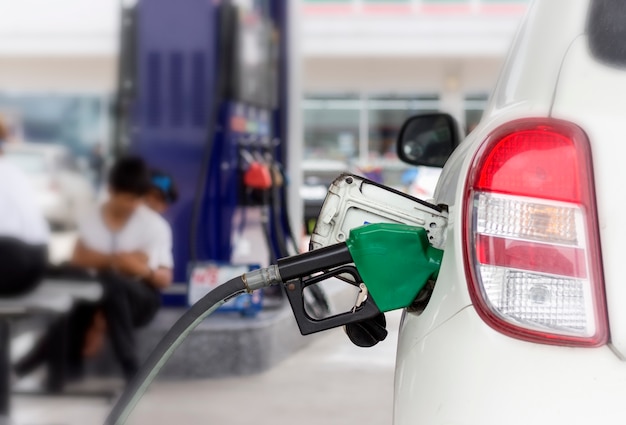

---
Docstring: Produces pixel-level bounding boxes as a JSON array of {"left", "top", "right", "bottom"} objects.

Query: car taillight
[{"left": 463, "top": 119, "right": 608, "bottom": 347}]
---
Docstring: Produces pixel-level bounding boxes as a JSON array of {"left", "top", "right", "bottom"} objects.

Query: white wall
[
  {"left": 302, "top": 14, "right": 522, "bottom": 58},
  {"left": 0, "top": 0, "right": 118, "bottom": 56},
  {"left": 0, "top": 0, "right": 119, "bottom": 93}
]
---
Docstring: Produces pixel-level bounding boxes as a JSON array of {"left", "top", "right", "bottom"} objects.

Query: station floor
[{"left": 12, "top": 311, "right": 400, "bottom": 425}]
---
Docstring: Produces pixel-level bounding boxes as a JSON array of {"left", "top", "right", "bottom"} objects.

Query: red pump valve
[{"left": 244, "top": 162, "right": 273, "bottom": 190}]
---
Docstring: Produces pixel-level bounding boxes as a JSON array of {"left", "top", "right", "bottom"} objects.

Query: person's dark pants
[
  {"left": 15, "top": 269, "right": 161, "bottom": 382},
  {"left": 99, "top": 270, "right": 161, "bottom": 380},
  {"left": 0, "top": 237, "right": 47, "bottom": 296},
  {"left": 14, "top": 300, "right": 96, "bottom": 382},
  {"left": 14, "top": 266, "right": 98, "bottom": 380}
]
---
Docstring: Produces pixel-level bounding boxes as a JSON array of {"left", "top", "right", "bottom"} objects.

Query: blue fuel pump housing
[{"left": 120, "top": 0, "right": 290, "bottom": 307}]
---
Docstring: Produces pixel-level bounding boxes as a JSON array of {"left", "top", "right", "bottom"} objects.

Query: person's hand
[
  {"left": 112, "top": 251, "right": 150, "bottom": 278},
  {"left": 127, "top": 251, "right": 148, "bottom": 263}
]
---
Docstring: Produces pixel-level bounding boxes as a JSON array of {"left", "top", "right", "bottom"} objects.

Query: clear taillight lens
[{"left": 464, "top": 119, "right": 608, "bottom": 347}]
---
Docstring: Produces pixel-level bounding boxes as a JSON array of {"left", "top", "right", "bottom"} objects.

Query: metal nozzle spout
[{"left": 243, "top": 265, "right": 282, "bottom": 292}]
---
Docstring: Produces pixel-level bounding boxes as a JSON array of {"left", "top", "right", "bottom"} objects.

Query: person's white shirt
[
  {"left": 152, "top": 214, "right": 174, "bottom": 270},
  {"left": 78, "top": 203, "right": 173, "bottom": 271},
  {"left": 0, "top": 155, "right": 49, "bottom": 245}
]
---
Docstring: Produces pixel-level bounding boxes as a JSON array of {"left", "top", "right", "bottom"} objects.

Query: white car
[
  {"left": 4, "top": 143, "right": 94, "bottom": 229},
  {"left": 394, "top": 1, "right": 626, "bottom": 424}
]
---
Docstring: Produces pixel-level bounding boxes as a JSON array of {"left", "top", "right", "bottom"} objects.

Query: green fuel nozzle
[
  {"left": 262, "top": 223, "right": 444, "bottom": 336},
  {"left": 347, "top": 222, "right": 443, "bottom": 312}
]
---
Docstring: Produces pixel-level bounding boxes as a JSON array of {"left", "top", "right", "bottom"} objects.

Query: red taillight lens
[{"left": 464, "top": 119, "right": 608, "bottom": 347}]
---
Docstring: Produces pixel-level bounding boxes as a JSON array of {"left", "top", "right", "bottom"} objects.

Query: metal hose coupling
[{"left": 242, "top": 265, "right": 282, "bottom": 292}]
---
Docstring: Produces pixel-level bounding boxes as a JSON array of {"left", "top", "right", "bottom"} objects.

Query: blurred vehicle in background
[
  {"left": 300, "top": 159, "right": 349, "bottom": 233},
  {"left": 4, "top": 143, "right": 94, "bottom": 229}
]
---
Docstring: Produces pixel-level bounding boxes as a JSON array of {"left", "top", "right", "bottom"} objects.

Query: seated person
[
  {"left": 15, "top": 157, "right": 174, "bottom": 382},
  {"left": 71, "top": 156, "right": 174, "bottom": 380},
  {"left": 0, "top": 118, "right": 49, "bottom": 296},
  {"left": 82, "top": 168, "right": 178, "bottom": 359}
]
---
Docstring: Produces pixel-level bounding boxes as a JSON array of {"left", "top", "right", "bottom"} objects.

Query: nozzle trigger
[
  {"left": 284, "top": 265, "right": 381, "bottom": 336},
  {"left": 352, "top": 283, "right": 368, "bottom": 313}
]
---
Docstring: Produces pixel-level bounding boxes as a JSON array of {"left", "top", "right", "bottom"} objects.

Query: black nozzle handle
[
  {"left": 284, "top": 265, "right": 382, "bottom": 336},
  {"left": 277, "top": 243, "right": 353, "bottom": 282}
]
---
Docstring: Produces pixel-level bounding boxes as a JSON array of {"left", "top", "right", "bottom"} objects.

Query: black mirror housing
[{"left": 396, "top": 113, "right": 461, "bottom": 168}]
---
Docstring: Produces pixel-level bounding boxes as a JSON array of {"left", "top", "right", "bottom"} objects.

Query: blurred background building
[
  {"left": 0, "top": 0, "right": 526, "bottom": 169},
  {"left": 301, "top": 0, "right": 527, "bottom": 180}
]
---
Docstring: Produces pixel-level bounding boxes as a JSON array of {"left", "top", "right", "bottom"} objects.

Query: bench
[{"left": 0, "top": 279, "right": 102, "bottom": 416}]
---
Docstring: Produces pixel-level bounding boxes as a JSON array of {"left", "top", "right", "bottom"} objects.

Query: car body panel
[
  {"left": 485, "top": 0, "right": 589, "bottom": 116},
  {"left": 551, "top": 36, "right": 626, "bottom": 358},
  {"left": 395, "top": 307, "right": 626, "bottom": 425}
]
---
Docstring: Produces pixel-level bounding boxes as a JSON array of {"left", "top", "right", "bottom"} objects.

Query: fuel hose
[
  {"left": 105, "top": 244, "right": 348, "bottom": 425},
  {"left": 105, "top": 271, "right": 276, "bottom": 425}
]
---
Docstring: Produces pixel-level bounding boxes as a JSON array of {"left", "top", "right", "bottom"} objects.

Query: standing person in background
[{"left": 0, "top": 116, "right": 49, "bottom": 296}]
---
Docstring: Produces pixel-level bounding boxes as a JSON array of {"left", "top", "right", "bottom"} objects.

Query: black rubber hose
[{"left": 105, "top": 276, "right": 247, "bottom": 425}]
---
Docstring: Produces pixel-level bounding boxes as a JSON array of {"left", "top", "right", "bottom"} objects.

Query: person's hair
[
  {"left": 150, "top": 169, "right": 179, "bottom": 204},
  {"left": 108, "top": 156, "right": 151, "bottom": 196}
]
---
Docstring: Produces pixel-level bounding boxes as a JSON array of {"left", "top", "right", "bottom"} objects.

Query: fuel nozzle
[
  {"left": 244, "top": 223, "right": 443, "bottom": 342},
  {"left": 345, "top": 223, "right": 443, "bottom": 312}
]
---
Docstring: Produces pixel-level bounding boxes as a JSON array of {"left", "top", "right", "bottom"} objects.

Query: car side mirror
[{"left": 396, "top": 113, "right": 461, "bottom": 168}]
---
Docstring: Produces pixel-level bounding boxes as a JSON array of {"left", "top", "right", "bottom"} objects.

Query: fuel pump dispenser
[{"left": 121, "top": 0, "right": 298, "bottom": 312}]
